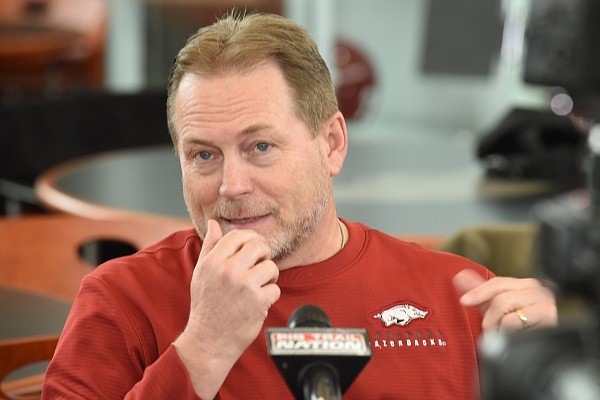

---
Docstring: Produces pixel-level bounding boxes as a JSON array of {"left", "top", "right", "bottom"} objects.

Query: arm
[
  {"left": 173, "top": 220, "right": 281, "bottom": 399},
  {"left": 42, "top": 277, "right": 201, "bottom": 399},
  {"left": 43, "top": 220, "right": 280, "bottom": 399}
]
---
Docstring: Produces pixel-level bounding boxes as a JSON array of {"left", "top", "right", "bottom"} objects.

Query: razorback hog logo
[{"left": 373, "top": 304, "right": 428, "bottom": 327}]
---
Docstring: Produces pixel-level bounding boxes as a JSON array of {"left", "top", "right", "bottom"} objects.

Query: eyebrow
[
  {"left": 180, "top": 123, "right": 274, "bottom": 147},
  {"left": 239, "top": 123, "right": 272, "bottom": 136}
]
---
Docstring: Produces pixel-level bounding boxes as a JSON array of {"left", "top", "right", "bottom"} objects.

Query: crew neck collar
[{"left": 276, "top": 219, "right": 365, "bottom": 286}]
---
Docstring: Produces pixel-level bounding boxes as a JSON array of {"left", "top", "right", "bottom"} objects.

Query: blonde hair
[{"left": 166, "top": 12, "right": 338, "bottom": 147}]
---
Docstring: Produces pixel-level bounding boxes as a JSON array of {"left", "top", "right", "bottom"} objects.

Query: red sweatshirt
[{"left": 43, "top": 221, "right": 490, "bottom": 399}]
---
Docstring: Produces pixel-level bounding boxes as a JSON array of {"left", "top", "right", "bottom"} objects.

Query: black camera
[
  {"left": 524, "top": 0, "right": 600, "bottom": 96},
  {"left": 524, "top": 0, "right": 600, "bottom": 117},
  {"left": 480, "top": 184, "right": 600, "bottom": 400},
  {"left": 479, "top": 0, "right": 600, "bottom": 398}
]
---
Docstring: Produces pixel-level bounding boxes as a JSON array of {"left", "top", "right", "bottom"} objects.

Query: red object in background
[{"left": 335, "top": 39, "right": 376, "bottom": 120}]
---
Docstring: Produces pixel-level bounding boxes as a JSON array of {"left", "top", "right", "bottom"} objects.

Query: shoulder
[
  {"left": 355, "top": 222, "right": 493, "bottom": 279},
  {"left": 87, "top": 228, "right": 201, "bottom": 287}
]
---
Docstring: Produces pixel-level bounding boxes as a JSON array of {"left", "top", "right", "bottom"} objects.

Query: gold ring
[{"left": 515, "top": 309, "right": 529, "bottom": 330}]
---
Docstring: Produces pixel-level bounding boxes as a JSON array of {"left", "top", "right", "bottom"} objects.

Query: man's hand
[
  {"left": 174, "top": 219, "right": 281, "bottom": 398},
  {"left": 453, "top": 269, "right": 558, "bottom": 332}
]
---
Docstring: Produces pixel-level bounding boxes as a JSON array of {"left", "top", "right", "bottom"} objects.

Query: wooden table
[
  {"left": 0, "top": 23, "right": 81, "bottom": 91},
  {"left": 0, "top": 23, "right": 78, "bottom": 63},
  {"left": 36, "top": 145, "right": 187, "bottom": 221}
]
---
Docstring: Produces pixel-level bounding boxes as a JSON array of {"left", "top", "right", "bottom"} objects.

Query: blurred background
[
  {"left": 0, "top": 0, "right": 547, "bottom": 129},
  {"left": 3, "top": 2, "right": 599, "bottom": 395},
  {"left": 0, "top": 0, "right": 586, "bottom": 235}
]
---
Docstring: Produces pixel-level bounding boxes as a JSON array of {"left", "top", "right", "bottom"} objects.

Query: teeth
[{"left": 229, "top": 217, "right": 259, "bottom": 224}]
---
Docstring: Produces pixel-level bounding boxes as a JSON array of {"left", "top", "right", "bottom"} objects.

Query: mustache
[{"left": 212, "top": 200, "right": 275, "bottom": 220}]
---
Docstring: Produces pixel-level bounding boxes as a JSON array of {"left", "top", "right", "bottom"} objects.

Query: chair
[
  {"left": 0, "top": 214, "right": 191, "bottom": 399},
  {"left": 438, "top": 223, "right": 539, "bottom": 278},
  {"left": 45, "top": 0, "right": 108, "bottom": 91},
  {"left": 394, "top": 223, "right": 542, "bottom": 279},
  {"left": 0, "top": 214, "right": 192, "bottom": 302},
  {"left": 0, "top": 335, "right": 59, "bottom": 400},
  {"left": 0, "top": 0, "right": 107, "bottom": 95}
]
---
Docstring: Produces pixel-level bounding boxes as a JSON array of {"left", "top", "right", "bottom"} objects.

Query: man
[{"left": 43, "top": 12, "right": 557, "bottom": 399}]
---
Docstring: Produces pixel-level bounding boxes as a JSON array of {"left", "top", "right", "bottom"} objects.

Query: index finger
[{"left": 459, "top": 274, "right": 541, "bottom": 307}]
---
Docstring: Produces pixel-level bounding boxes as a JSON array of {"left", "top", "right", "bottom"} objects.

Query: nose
[{"left": 219, "top": 156, "right": 253, "bottom": 198}]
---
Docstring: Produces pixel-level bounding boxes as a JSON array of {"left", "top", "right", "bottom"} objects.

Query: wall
[
  {"left": 334, "top": 0, "right": 548, "bottom": 136},
  {"left": 104, "top": 0, "right": 549, "bottom": 136}
]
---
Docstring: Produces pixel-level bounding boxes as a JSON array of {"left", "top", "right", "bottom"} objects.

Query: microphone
[{"left": 266, "top": 304, "right": 372, "bottom": 400}]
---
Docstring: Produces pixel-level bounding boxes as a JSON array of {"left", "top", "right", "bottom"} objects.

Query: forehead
[
  {"left": 173, "top": 62, "right": 298, "bottom": 137},
  {"left": 177, "top": 61, "right": 293, "bottom": 108}
]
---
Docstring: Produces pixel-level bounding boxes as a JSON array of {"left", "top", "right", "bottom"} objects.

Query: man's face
[{"left": 174, "top": 61, "right": 335, "bottom": 263}]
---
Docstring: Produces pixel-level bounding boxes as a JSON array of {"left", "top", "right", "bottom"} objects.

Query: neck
[
  {"left": 338, "top": 218, "right": 347, "bottom": 249},
  {"left": 276, "top": 214, "right": 347, "bottom": 271}
]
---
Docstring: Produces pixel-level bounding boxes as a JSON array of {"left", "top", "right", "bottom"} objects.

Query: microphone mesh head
[{"left": 287, "top": 304, "right": 331, "bottom": 328}]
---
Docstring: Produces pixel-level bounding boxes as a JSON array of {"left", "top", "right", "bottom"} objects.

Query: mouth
[{"left": 222, "top": 214, "right": 269, "bottom": 227}]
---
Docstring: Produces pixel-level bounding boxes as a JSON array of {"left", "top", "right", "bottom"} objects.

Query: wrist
[{"left": 173, "top": 330, "right": 237, "bottom": 399}]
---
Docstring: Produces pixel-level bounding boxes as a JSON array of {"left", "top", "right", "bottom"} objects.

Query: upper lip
[{"left": 223, "top": 215, "right": 267, "bottom": 224}]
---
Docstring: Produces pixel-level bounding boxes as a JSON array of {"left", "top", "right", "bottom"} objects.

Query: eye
[
  {"left": 255, "top": 142, "right": 271, "bottom": 152},
  {"left": 196, "top": 150, "right": 212, "bottom": 161}
]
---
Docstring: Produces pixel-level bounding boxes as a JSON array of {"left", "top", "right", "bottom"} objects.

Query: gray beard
[
  {"left": 268, "top": 189, "right": 329, "bottom": 262},
  {"left": 187, "top": 183, "right": 331, "bottom": 263}
]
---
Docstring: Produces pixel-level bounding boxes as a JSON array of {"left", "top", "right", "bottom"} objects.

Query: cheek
[
  {"left": 278, "top": 160, "right": 328, "bottom": 207},
  {"left": 182, "top": 173, "right": 220, "bottom": 210}
]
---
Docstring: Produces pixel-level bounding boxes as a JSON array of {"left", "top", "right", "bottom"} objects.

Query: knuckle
[{"left": 522, "top": 277, "right": 542, "bottom": 287}]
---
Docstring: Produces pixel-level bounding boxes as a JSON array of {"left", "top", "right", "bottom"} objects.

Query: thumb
[{"left": 200, "top": 219, "right": 223, "bottom": 256}]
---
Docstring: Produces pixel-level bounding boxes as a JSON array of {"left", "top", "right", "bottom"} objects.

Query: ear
[{"left": 321, "top": 111, "right": 348, "bottom": 177}]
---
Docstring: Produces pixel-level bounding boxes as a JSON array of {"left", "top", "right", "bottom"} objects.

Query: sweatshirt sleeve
[{"left": 42, "top": 275, "right": 201, "bottom": 399}]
